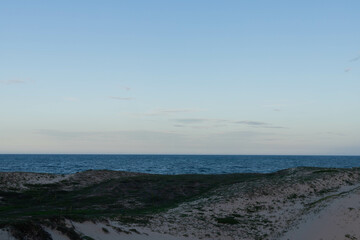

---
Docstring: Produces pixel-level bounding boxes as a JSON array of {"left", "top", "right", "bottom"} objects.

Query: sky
[{"left": 0, "top": 1, "right": 359, "bottom": 155}]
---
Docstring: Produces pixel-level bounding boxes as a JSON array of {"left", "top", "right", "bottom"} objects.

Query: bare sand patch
[{"left": 281, "top": 186, "right": 360, "bottom": 240}]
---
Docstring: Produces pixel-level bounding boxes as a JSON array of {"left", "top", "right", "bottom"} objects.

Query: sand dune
[
  {"left": 1, "top": 167, "right": 360, "bottom": 239},
  {"left": 281, "top": 186, "right": 360, "bottom": 240}
]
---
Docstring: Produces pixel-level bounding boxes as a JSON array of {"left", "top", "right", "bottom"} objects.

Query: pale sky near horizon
[{"left": 0, "top": 1, "right": 359, "bottom": 155}]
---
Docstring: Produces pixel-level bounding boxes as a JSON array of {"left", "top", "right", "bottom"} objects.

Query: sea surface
[{"left": 0, "top": 154, "right": 360, "bottom": 175}]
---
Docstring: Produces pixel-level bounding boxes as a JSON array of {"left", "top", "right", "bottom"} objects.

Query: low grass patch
[
  {"left": 216, "top": 216, "right": 239, "bottom": 225},
  {"left": 312, "top": 169, "right": 339, "bottom": 174},
  {"left": 0, "top": 173, "right": 260, "bottom": 225}
]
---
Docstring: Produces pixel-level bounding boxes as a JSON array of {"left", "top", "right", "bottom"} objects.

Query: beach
[{"left": 1, "top": 167, "right": 360, "bottom": 240}]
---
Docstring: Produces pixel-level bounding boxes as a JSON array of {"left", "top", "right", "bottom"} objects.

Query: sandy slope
[
  {"left": 0, "top": 229, "right": 16, "bottom": 240},
  {"left": 281, "top": 186, "right": 360, "bottom": 240},
  {"left": 2, "top": 167, "right": 360, "bottom": 240},
  {"left": 0, "top": 223, "right": 193, "bottom": 240},
  {"left": 45, "top": 221, "right": 193, "bottom": 240},
  {"left": 145, "top": 168, "right": 360, "bottom": 239}
]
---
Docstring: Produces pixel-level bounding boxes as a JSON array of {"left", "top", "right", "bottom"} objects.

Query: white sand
[
  {"left": 0, "top": 228, "right": 16, "bottom": 240},
  {"left": 281, "top": 186, "right": 360, "bottom": 240},
  {"left": 147, "top": 170, "right": 360, "bottom": 240},
  {"left": 45, "top": 221, "right": 194, "bottom": 240},
  {"left": 44, "top": 228, "right": 69, "bottom": 240}
]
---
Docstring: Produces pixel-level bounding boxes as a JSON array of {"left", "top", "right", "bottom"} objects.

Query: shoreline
[{"left": 1, "top": 167, "right": 360, "bottom": 239}]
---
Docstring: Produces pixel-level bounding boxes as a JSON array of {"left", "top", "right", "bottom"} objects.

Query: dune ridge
[{"left": 1, "top": 167, "right": 360, "bottom": 240}]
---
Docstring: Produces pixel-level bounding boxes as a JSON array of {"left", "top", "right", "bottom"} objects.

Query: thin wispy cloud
[
  {"left": 109, "top": 96, "right": 134, "bottom": 100},
  {"left": 320, "top": 132, "right": 346, "bottom": 136},
  {"left": 349, "top": 54, "right": 360, "bottom": 62},
  {"left": 262, "top": 103, "right": 288, "bottom": 112},
  {"left": 214, "top": 130, "right": 276, "bottom": 140},
  {"left": 171, "top": 118, "right": 230, "bottom": 129},
  {"left": 120, "top": 86, "right": 131, "bottom": 91},
  {"left": 63, "top": 97, "right": 78, "bottom": 102},
  {"left": 173, "top": 124, "right": 211, "bottom": 129},
  {"left": 172, "top": 118, "right": 218, "bottom": 129},
  {"left": 262, "top": 126, "right": 286, "bottom": 129},
  {"left": 171, "top": 118, "right": 285, "bottom": 129},
  {"left": 173, "top": 118, "right": 208, "bottom": 124},
  {"left": 235, "top": 121, "right": 268, "bottom": 126},
  {"left": 343, "top": 52, "right": 360, "bottom": 73},
  {"left": 1, "top": 79, "right": 26, "bottom": 85},
  {"left": 35, "top": 129, "right": 183, "bottom": 142},
  {"left": 142, "top": 109, "right": 201, "bottom": 116},
  {"left": 235, "top": 121, "right": 285, "bottom": 129}
]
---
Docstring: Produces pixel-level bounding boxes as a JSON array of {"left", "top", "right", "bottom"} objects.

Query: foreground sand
[
  {"left": 281, "top": 186, "right": 360, "bottom": 240},
  {"left": 1, "top": 167, "right": 360, "bottom": 240}
]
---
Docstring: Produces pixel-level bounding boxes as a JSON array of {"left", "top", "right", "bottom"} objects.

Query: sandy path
[{"left": 281, "top": 187, "right": 360, "bottom": 240}]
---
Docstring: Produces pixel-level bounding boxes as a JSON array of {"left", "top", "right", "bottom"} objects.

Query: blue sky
[{"left": 1, "top": 1, "right": 359, "bottom": 154}]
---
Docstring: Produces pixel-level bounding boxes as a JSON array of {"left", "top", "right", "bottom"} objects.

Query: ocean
[{"left": 0, "top": 154, "right": 359, "bottom": 174}]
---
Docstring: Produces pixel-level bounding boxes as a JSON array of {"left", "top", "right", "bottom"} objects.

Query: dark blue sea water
[{"left": 0, "top": 155, "right": 360, "bottom": 175}]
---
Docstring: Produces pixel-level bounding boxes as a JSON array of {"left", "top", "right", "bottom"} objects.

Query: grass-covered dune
[
  {"left": 1, "top": 167, "right": 360, "bottom": 240},
  {"left": 0, "top": 172, "right": 260, "bottom": 223}
]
